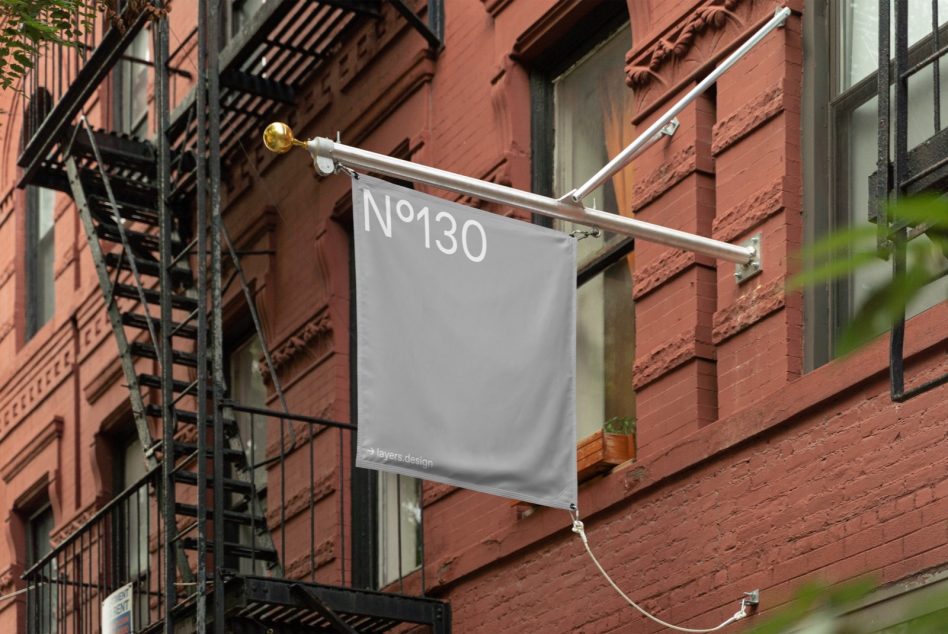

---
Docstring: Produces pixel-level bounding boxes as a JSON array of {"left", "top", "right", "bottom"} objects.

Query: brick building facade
[{"left": 0, "top": 0, "right": 945, "bottom": 632}]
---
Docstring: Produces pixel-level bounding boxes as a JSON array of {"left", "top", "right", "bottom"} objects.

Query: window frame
[
  {"left": 25, "top": 503, "right": 56, "bottom": 634},
  {"left": 529, "top": 14, "right": 637, "bottom": 441},
  {"left": 110, "top": 429, "right": 149, "bottom": 584},
  {"left": 222, "top": 327, "right": 272, "bottom": 575},
  {"left": 25, "top": 185, "right": 55, "bottom": 341},
  {"left": 112, "top": 27, "right": 150, "bottom": 137},
  {"left": 804, "top": 1, "right": 948, "bottom": 370},
  {"left": 221, "top": 0, "right": 266, "bottom": 45}
]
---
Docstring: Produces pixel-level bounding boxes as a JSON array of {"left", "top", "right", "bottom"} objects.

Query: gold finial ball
[{"left": 263, "top": 122, "right": 296, "bottom": 154}]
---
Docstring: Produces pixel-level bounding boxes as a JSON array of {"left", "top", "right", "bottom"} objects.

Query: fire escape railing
[
  {"left": 17, "top": 2, "right": 150, "bottom": 187},
  {"left": 165, "top": 0, "right": 375, "bottom": 200},
  {"left": 22, "top": 412, "right": 448, "bottom": 633},
  {"left": 872, "top": 0, "right": 948, "bottom": 402},
  {"left": 23, "top": 468, "right": 164, "bottom": 633}
]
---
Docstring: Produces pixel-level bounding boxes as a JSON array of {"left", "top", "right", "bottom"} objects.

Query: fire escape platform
[
  {"left": 18, "top": 0, "right": 380, "bottom": 195},
  {"left": 165, "top": 0, "right": 379, "bottom": 197},
  {"left": 141, "top": 575, "right": 451, "bottom": 633}
]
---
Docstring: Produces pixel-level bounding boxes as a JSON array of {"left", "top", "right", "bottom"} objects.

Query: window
[
  {"left": 227, "top": 335, "right": 269, "bottom": 574},
  {"left": 376, "top": 473, "right": 422, "bottom": 588},
  {"left": 221, "top": 0, "right": 265, "bottom": 45},
  {"left": 806, "top": 0, "right": 948, "bottom": 367},
  {"left": 26, "top": 505, "right": 55, "bottom": 634},
  {"left": 351, "top": 469, "right": 423, "bottom": 590},
  {"left": 26, "top": 186, "right": 55, "bottom": 340},
  {"left": 115, "top": 28, "right": 150, "bottom": 136},
  {"left": 535, "top": 24, "right": 636, "bottom": 440},
  {"left": 114, "top": 433, "right": 148, "bottom": 580},
  {"left": 112, "top": 432, "right": 149, "bottom": 628}
]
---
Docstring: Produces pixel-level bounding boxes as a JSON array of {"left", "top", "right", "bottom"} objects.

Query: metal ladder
[{"left": 63, "top": 118, "right": 280, "bottom": 607}]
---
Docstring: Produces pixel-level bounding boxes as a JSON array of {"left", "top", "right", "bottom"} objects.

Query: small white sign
[{"left": 102, "top": 583, "right": 134, "bottom": 634}]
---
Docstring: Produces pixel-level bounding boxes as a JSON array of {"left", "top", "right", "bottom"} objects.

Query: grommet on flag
[{"left": 335, "top": 163, "right": 359, "bottom": 179}]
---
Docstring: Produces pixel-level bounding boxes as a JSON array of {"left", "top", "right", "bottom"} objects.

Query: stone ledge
[
  {"left": 633, "top": 249, "right": 696, "bottom": 300},
  {"left": 712, "top": 178, "right": 785, "bottom": 243},
  {"left": 1, "top": 416, "right": 63, "bottom": 483},
  {"left": 631, "top": 144, "right": 697, "bottom": 212},
  {"left": 284, "top": 538, "right": 336, "bottom": 579},
  {"left": 424, "top": 481, "right": 457, "bottom": 507},
  {"left": 265, "top": 467, "right": 336, "bottom": 529},
  {"left": 712, "top": 276, "right": 786, "bottom": 344},
  {"left": 711, "top": 84, "right": 784, "bottom": 156},
  {"left": 634, "top": 332, "right": 714, "bottom": 390}
]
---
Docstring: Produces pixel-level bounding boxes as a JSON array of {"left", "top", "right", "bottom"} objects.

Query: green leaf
[
  {"left": 798, "top": 223, "right": 881, "bottom": 260},
  {"left": 888, "top": 195, "right": 948, "bottom": 228},
  {"left": 825, "top": 577, "right": 875, "bottom": 607},
  {"left": 788, "top": 249, "right": 882, "bottom": 291},
  {"left": 836, "top": 255, "right": 936, "bottom": 355}
]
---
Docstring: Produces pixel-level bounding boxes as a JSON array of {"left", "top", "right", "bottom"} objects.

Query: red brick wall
[{"left": 0, "top": 0, "right": 945, "bottom": 632}]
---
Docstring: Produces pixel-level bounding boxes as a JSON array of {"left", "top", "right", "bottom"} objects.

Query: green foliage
[
  {"left": 602, "top": 416, "right": 635, "bottom": 435},
  {"left": 789, "top": 195, "right": 948, "bottom": 356},
  {"left": 0, "top": 0, "right": 99, "bottom": 91},
  {"left": 746, "top": 579, "right": 948, "bottom": 633},
  {"left": 746, "top": 580, "right": 875, "bottom": 634}
]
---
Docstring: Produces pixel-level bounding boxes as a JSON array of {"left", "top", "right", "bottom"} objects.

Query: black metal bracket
[
  {"left": 291, "top": 584, "right": 360, "bottom": 634},
  {"left": 388, "top": 0, "right": 444, "bottom": 54},
  {"left": 888, "top": 235, "right": 948, "bottom": 403}
]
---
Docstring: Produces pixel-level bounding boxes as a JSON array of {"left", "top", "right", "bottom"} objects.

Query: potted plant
[{"left": 576, "top": 416, "right": 636, "bottom": 480}]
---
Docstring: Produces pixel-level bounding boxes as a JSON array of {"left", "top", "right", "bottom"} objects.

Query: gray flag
[{"left": 352, "top": 174, "right": 576, "bottom": 509}]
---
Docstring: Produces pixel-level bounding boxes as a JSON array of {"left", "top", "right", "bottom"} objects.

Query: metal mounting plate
[{"left": 734, "top": 233, "right": 762, "bottom": 283}]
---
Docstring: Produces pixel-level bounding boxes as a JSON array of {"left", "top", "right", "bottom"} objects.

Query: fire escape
[
  {"left": 870, "top": 0, "right": 948, "bottom": 401},
  {"left": 18, "top": 1, "right": 448, "bottom": 632}
]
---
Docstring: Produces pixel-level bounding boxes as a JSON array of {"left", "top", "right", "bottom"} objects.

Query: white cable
[
  {"left": 0, "top": 584, "right": 37, "bottom": 602},
  {"left": 570, "top": 512, "right": 749, "bottom": 633}
]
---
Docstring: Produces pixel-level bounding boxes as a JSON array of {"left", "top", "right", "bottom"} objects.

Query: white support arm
[
  {"left": 567, "top": 6, "right": 791, "bottom": 204},
  {"left": 307, "top": 137, "right": 758, "bottom": 266}
]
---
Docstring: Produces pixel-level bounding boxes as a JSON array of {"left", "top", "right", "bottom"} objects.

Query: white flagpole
[
  {"left": 568, "top": 6, "right": 792, "bottom": 204},
  {"left": 307, "top": 137, "right": 758, "bottom": 266}
]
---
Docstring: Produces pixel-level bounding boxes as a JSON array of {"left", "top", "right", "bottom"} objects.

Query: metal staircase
[{"left": 64, "top": 117, "right": 280, "bottom": 582}]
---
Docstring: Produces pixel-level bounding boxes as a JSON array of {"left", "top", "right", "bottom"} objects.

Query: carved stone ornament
[
  {"left": 625, "top": 0, "right": 779, "bottom": 120},
  {"left": 626, "top": 0, "right": 744, "bottom": 88},
  {"left": 262, "top": 311, "right": 333, "bottom": 384}
]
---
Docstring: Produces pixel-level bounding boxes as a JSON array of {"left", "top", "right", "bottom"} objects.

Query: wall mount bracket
[{"left": 734, "top": 234, "right": 763, "bottom": 283}]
